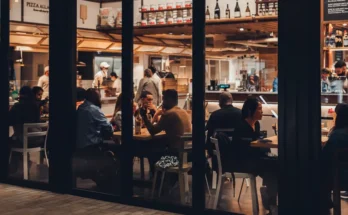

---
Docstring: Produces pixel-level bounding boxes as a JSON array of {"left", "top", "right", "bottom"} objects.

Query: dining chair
[
  {"left": 9, "top": 123, "right": 49, "bottom": 180},
  {"left": 151, "top": 134, "right": 211, "bottom": 204},
  {"left": 333, "top": 148, "right": 348, "bottom": 215},
  {"left": 210, "top": 137, "right": 259, "bottom": 215}
]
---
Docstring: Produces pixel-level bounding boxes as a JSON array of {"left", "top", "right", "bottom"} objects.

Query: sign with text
[
  {"left": 324, "top": 0, "right": 348, "bottom": 21},
  {"left": 23, "top": 0, "right": 49, "bottom": 24}
]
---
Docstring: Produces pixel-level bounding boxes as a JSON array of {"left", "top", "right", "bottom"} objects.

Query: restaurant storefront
[{"left": 0, "top": 0, "right": 330, "bottom": 214}]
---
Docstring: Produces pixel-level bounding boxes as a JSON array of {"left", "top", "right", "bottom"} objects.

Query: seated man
[
  {"left": 135, "top": 91, "right": 157, "bottom": 119},
  {"left": 206, "top": 92, "right": 242, "bottom": 157},
  {"left": 74, "top": 89, "right": 117, "bottom": 191},
  {"left": 140, "top": 90, "right": 191, "bottom": 174}
]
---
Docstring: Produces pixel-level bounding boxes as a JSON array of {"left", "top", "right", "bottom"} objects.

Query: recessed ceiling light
[
  {"left": 344, "top": 23, "right": 347, "bottom": 26},
  {"left": 239, "top": 28, "right": 244, "bottom": 32},
  {"left": 169, "top": 32, "right": 173, "bottom": 35}
]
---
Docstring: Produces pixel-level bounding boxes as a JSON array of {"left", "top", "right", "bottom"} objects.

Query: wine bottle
[
  {"left": 234, "top": 0, "right": 241, "bottom": 18},
  {"left": 245, "top": 2, "right": 251, "bottom": 17},
  {"left": 226, "top": 4, "right": 231, "bottom": 19},
  {"left": 214, "top": 0, "right": 220, "bottom": 19},
  {"left": 344, "top": 30, "right": 348, "bottom": 47},
  {"left": 206, "top": 6, "right": 210, "bottom": 20}
]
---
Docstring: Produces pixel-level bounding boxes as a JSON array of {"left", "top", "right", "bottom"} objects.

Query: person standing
[
  {"left": 38, "top": 66, "right": 49, "bottom": 99},
  {"left": 149, "top": 66, "right": 163, "bottom": 104},
  {"left": 135, "top": 69, "right": 161, "bottom": 106},
  {"left": 92, "top": 62, "right": 110, "bottom": 88},
  {"left": 110, "top": 72, "right": 122, "bottom": 94},
  {"left": 321, "top": 68, "right": 331, "bottom": 93},
  {"left": 330, "top": 60, "right": 347, "bottom": 93}
]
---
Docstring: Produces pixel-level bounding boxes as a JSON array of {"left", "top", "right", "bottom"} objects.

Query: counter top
[{"left": 205, "top": 90, "right": 277, "bottom": 95}]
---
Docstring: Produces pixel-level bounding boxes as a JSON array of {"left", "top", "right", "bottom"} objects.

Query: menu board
[
  {"left": 23, "top": 0, "right": 49, "bottom": 24},
  {"left": 324, "top": 0, "right": 348, "bottom": 21}
]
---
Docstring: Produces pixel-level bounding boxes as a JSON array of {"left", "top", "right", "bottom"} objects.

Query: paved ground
[{"left": 0, "top": 184, "right": 180, "bottom": 215}]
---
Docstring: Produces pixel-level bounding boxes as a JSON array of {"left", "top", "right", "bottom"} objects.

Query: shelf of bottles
[
  {"left": 139, "top": 2, "right": 193, "bottom": 26},
  {"left": 324, "top": 23, "right": 348, "bottom": 51},
  {"left": 255, "top": 0, "right": 278, "bottom": 16}
]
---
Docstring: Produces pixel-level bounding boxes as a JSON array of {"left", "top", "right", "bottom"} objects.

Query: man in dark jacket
[{"left": 206, "top": 92, "right": 242, "bottom": 157}]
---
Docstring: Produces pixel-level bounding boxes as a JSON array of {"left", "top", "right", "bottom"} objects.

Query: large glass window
[
  {"left": 8, "top": 0, "right": 50, "bottom": 183},
  {"left": 204, "top": 0, "right": 279, "bottom": 214}
]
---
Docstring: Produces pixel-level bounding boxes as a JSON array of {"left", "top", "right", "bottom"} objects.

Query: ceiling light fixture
[
  {"left": 239, "top": 27, "right": 244, "bottom": 32},
  {"left": 344, "top": 23, "right": 347, "bottom": 27}
]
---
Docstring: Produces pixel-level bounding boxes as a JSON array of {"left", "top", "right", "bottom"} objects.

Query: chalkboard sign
[{"left": 324, "top": 0, "right": 348, "bottom": 21}]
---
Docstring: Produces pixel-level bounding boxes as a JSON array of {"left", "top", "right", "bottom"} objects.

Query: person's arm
[
  {"left": 140, "top": 108, "right": 167, "bottom": 136},
  {"left": 38, "top": 77, "right": 43, "bottom": 87},
  {"left": 152, "top": 108, "right": 163, "bottom": 123},
  {"left": 92, "top": 107, "right": 113, "bottom": 138},
  {"left": 205, "top": 115, "right": 215, "bottom": 157}
]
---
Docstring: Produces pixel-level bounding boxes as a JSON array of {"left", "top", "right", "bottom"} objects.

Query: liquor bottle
[
  {"left": 335, "top": 30, "right": 343, "bottom": 47},
  {"left": 344, "top": 30, "right": 348, "bottom": 47},
  {"left": 272, "top": 2, "right": 277, "bottom": 15},
  {"left": 205, "top": 6, "right": 210, "bottom": 20},
  {"left": 330, "top": 32, "right": 336, "bottom": 48},
  {"left": 245, "top": 2, "right": 251, "bottom": 17},
  {"left": 214, "top": 0, "right": 220, "bottom": 19},
  {"left": 226, "top": 4, "right": 231, "bottom": 19},
  {"left": 234, "top": 0, "right": 241, "bottom": 18}
]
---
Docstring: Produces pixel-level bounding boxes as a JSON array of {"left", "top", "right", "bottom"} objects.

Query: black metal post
[
  {"left": 192, "top": 0, "right": 206, "bottom": 213},
  {"left": 278, "top": 0, "right": 321, "bottom": 214},
  {"left": 121, "top": 0, "right": 134, "bottom": 198},
  {"left": 49, "top": 0, "right": 77, "bottom": 192},
  {"left": 0, "top": 0, "right": 10, "bottom": 181}
]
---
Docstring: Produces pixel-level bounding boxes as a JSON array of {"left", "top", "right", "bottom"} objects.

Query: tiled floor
[{"left": 0, "top": 184, "right": 180, "bottom": 215}]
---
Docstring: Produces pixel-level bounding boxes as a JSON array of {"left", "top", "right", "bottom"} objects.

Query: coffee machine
[{"left": 207, "top": 80, "right": 219, "bottom": 91}]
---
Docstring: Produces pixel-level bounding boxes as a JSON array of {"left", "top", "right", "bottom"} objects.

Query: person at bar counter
[
  {"left": 9, "top": 86, "right": 42, "bottom": 173},
  {"left": 135, "top": 69, "right": 161, "bottom": 106},
  {"left": 330, "top": 60, "right": 347, "bottom": 93},
  {"left": 321, "top": 68, "right": 331, "bottom": 93},
  {"left": 321, "top": 104, "right": 348, "bottom": 211},
  {"left": 206, "top": 92, "right": 242, "bottom": 157},
  {"left": 92, "top": 62, "right": 110, "bottom": 88},
  {"left": 74, "top": 88, "right": 117, "bottom": 191},
  {"left": 110, "top": 72, "right": 122, "bottom": 95},
  {"left": 37, "top": 66, "right": 49, "bottom": 99},
  {"left": 233, "top": 97, "right": 278, "bottom": 214}
]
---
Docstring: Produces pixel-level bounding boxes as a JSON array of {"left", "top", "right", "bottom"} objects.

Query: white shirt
[
  {"left": 112, "top": 78, "right": 122, "bottom": 93},
  {"left": 152, "top": 73, "right": 162, "bottom": 103},
  {"left": 92, "top": 70, "right": 107, "bottom": 88},
  {"left": 38, "top": 75, "right": 49, "bottom": 98}
]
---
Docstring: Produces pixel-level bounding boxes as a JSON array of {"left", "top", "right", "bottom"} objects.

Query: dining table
[
  {"left": 113, "top": 128, "right": 166, "bottom": 141},
  {"left": 250, "top": 135, "right": 329, "bottom": 148}
]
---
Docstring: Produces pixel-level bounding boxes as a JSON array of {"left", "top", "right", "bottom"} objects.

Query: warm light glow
[
  {"left": 239, "top": 28, "right": 245, "bottom": 32},
  {"left": 15, "top": 46, "right": 33, "bottom": 51},
  {"left": 15, "top": 0, "right": 19, "bottom": 2},
  {"left": 344, "top": 23, "right": 347, "bottom": 26}
]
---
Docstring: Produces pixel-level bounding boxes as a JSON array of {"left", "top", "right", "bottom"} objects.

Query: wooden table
[
  {"left": 251, "top": 136, "right": 329, "bottom": 148},
  {"left": 113, "top": 128, "right": 166, "bottom": 141}
]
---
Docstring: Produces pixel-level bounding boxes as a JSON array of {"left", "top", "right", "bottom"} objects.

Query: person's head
[
  {"left": 162, "top": 89, "right": 178, "bottom": 110},
  {"left": 321, "top": 68, "right": 331, "bottom": 79},
  {"left": 114, "top": 93, "right": 122, "bottom": 113},
  {"left": 140, "top": 91, "right": 153, "bottom": 109},
  {"left": 100, "top": 62, "right": 110, "bottom": 72},
  {"left": 76, "top": 87, "right": 86, "bottom": 102},
  {"left": 85, "top": 88, "right": 101, "bottom": 108},
  {"left": 19, "top": 86, "right": 35, "bottom": 102},
  {"left": 149, "top": 66, "right": 156, "bottom": 75},
  {"left": 334, "top": 104, "right": 348, "bottom": 130},
  {"left": 335, "top": 60, "right": 346, "bottom": 75},
  {"left": 219, "top": 92, "right": 233, "bottom": 108},
  {"left": 110, "top": 72, "right": 118, "bottom": 81},
  {"left": 242, "top": 97, "right": 263, "bottom": 121},
  {"left": 144, "top": 69, "right": 153, "bottom": 78},
  {"left": 44, "top": 66, "right": 49, "bottom": 76},
  {"left": 32, "top": 86, "right": 43, "bottom": 101}
]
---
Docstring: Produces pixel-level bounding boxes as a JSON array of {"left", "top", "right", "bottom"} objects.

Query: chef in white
[
  {"left": 92, "top": 62, "right": 110, "bottom": 88},
  {"left": 38, "top": 66, "right": 49, "bottom": 99}
]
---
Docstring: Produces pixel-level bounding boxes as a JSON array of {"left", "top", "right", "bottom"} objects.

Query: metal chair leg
[
  {"left": 250, "top": 176, "right": 259, "bottom": 215},
  {"left": 205, "top": 175, "right": 211, "bottom": 196},
  {"left": 158, "top": 171, "right": 166, "bottom": 198},
  {"left": 238, "top": 178, "right": 245, "bottom": 203},
  {"left": 151, "top": 170, "right": 158, "bottom": 199}
]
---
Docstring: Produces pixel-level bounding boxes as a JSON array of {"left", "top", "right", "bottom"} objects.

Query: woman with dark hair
[
  {"left": 322, "top": 104, "right": 348, "bottom": 207},
  {"left": 32, "top": 86, "right": 49, "bottom": 114},
  {"left": 235, "top": 97, "right": 278, "bottom": 214},
  {"left": 111, "top": 93, "right": 123, "bottom": 131}
]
